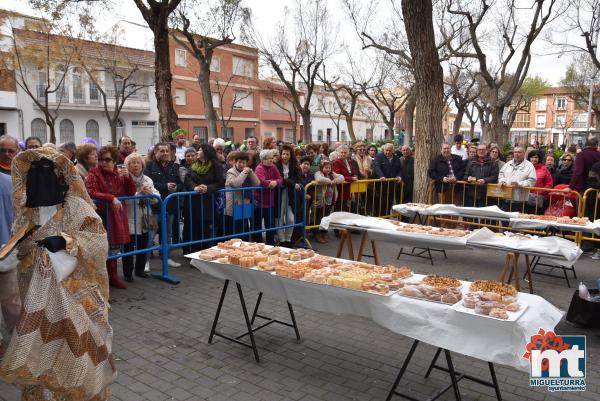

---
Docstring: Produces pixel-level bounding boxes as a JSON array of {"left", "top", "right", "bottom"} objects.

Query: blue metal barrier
[
  {"left": 95, "top": 186, "right": 306, "bottom": 285},
  {"left": 155, "top": 185, "right": 306, "bottom": 284},
  {"left": 93, "top": 194, "right": 163, "bottom": 262}
]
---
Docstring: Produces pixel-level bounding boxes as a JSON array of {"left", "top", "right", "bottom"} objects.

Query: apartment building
[
  {"left": 0, "top": 11, "right": 160, "bottom": 150},
  {"left": 307, "top": 84, "right": 388, "bottom": 143},
  {"left": 169, "top": 34, "right": 297, "bottom": 144},
  {"left": 510, "top": 86, "right": 595, "bottom": 147}
]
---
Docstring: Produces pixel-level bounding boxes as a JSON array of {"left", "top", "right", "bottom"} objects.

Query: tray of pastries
[
  {"left": 452, "top": 291, "right": 527, "bottom": 321},
  {"left": 398, "top": 282, "right": 463, "bottom": 304},
  {"left": 391, "top": 222, "right": 471, "bottom": 238},
  {"left": 421, "top": 275, "right": 462, "bottom": 289},
  {"left": 301, "top": 263, "right": 412, "bottom": 296},
  {"left": 469, "top": 280, "right": 517, "bottom": 296},
  {"left": 518, "top": 214, "right": 589, "bottom": 225}
]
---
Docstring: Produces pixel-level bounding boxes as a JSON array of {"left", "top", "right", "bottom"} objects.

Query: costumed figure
[{"left": 0, "top": 148, "right": 116, "bottom": 401}]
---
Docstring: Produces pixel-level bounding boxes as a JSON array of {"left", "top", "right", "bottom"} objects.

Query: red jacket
[
  {"left": 532, "top": 163, "right": 553, "bottom": 198},
  {"left": 332, "top": 158, "right": 359, "bottom": 201},
  {"left": 86, "top": 166, "right": 136, "bottom": 245},
  {"left": 253, "top": 163, "right": 283, "bottom": 208}
]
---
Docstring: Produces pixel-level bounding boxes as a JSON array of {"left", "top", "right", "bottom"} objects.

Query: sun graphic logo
[{"left": 523, "top": 328, "right": 586, "bottom": 392}]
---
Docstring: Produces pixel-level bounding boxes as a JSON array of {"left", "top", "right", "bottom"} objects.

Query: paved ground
[{"left": 1, "top": 233, "right": 600, "bottom": 401}]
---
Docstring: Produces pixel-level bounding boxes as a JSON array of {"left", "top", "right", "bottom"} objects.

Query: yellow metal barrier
[
  {"left": 581, "top": 188, "right": 600, "bottom": 245},
  {"left": 304, "top": 178, "right": 404, "bottom": 231},
  {"left": 427, "top": 180, "right": 585, "bottom": 243}
]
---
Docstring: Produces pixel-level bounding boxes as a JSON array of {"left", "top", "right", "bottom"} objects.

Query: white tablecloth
[
  {"left": 509, "top": 218, "right": 600, "bottom": 235},
  {"left": 190, "top": 256, "right": 563, "bottom": 372},
  {"left": 392, "top": 204, "right": 519, "bottom": 220}
]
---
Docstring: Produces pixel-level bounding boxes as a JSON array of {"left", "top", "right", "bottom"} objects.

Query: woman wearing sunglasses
[{"left": 553, "top": 154, "right": 575, "bottom": 185}]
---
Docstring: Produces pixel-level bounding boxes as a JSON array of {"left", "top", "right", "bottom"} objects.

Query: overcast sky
[{"left": 3, "top": 0, "right": 571, "bottom": 86}]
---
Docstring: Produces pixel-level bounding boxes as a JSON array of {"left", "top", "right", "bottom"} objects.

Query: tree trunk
[
  {"left": 153, "top": 25, "right": 178, "bottom": 141},
  {"left": 490, "top": 107, "right": 504, "bottom": 146},
  {"left": 346, "top": 115, "right": 357, "bottom": 142},
  {"left": 405, "top": 90, "right": 416, "bottom": 147},
  {"left": 302, "top": 112, "right": 312, "bottom": 144},
  {"left": 452, "top": 107, "right": 465, "bottom": 139},
  {"left": 198, "top": 61, "right": 219, "bottom": 138},
  {"left": 469, "top": 121, "right": 475, "bottom": 138},
  {"left": 387, "top": 122, "right": 395, "bottom": 142},
  {"left": 402, "top": 0, "right": 444, "bottom": 203},
  {"left": 48, "top": 120, "right": 56, "bottom": 144},
  {"left": 110, "top": 122, "right": 117, "bottom": 145}
]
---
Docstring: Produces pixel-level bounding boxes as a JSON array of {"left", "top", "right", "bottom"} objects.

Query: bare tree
[
  {"left": 6, "top": 27, "right": 74, "bottom": 143},
  {"left": 262, "top": 79, "right": 300, "bottom": 142},
  {"left": 73, "top": 30, "right": 153, "bottom": 143},
  {"left": 253, "top": 0, "right": 337, "bottom": 143},
  {"left": 133, "top": 0, "right": 182, "bottom": 140},
  {"left": 561, "top": 54, "right": 600, "bottom": 129},
  {"left": 320, "top": 66, "right": 362, "bottom": 142},
  {"left": 173, "top": 0, "right": 250, "bottom": 139},
  {"left": 316, "top": 93, "right": 343, "bottom": 142},
  {"left": 213, "top": 76, "right": 253, "bottom": 133},
  {"left": 445, "top": 61, "right": 480, "bottom": 138},
  {"left": 445, "top": 0, "right": 558, "bottom": 145}
]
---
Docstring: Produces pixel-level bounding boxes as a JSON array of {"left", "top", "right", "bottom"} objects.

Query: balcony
[
  {"left": 105, "top": 89, "right": 149, "bottom": 101},
  {"left": 73, "top": 87, "right": 86, "bottom": 104},
  {"left": 573, "top": 121, "right": 588, "bottom": 128}
]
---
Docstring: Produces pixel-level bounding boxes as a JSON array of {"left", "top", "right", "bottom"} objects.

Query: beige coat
[{"left": 225, "top": 167, "right": 260, "bottom": 216}]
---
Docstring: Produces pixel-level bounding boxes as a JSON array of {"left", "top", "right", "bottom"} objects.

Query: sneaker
[
  {"left": 168, "top": 258, "right": 181, "bottom": 268},
  {"left": 144, "top": 261, "right": 150, "bottom": 272},
  {"left": 592, "top": 250, "right": 600, "bottom": 260}
]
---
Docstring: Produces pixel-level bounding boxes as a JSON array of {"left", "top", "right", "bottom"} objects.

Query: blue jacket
[
  {"left": 373, "top": 153, "right": 402, "bottom": 179},
  {"left": 0, "top": 172, "right": 14, "bottom": 245}
]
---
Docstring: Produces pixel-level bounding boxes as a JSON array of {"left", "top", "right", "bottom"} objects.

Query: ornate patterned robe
[{"left": 0, "top": 148, "right": 116, "bottom": 401}]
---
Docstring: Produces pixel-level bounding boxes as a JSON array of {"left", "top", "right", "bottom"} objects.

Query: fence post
[{"left": 152, "top": 193, "right": 180, "bottom": 284}]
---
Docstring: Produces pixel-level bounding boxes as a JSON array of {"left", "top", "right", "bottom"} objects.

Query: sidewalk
[{"left": 1, "top": 236, "right": 599, "bottom": 400}]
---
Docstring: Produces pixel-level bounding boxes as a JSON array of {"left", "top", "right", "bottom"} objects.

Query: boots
[{"left": 107, "top": 260, "right": 127, "bottom": 289}]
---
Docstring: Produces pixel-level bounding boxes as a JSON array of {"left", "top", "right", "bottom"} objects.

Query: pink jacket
[{"left": 253, "top": 163, "right": 283, "bottom": 208}]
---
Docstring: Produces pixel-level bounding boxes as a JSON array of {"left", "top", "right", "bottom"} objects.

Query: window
[
  {"left": 54, "top": 68, "right": 68, "bottom": 102},
  {"left": 37, "top": 70, "right": 47, "bottom": 98},
  {"left": 0, "top": 123, "right": 6, "bottom": 137},
  {"left": 89, "top": 82, "right": 100, "bottom": 104},
  {"left": 175, "top": 48, "right": 187, "bottom": 67},
  {"left": 59, "top": 119, "right": 74, "bottom": 143},
  {"left": 264, "top": 131, "right": 273, "bottom": 138},
  {"left": 536, "top": 97, "right": 547, "bottom": 111},
  {"left": 514, "top": 113, "right": 530, "bottom": 128},
  {"left": 31, "top": 118, "right": 47, "bottom": 142},
  {"left": 341, "top": 130, "right": 347, "bottom": 142},
  {"left": 233, "top": 90, "right": 253, "bottom": 110},
  {"left": 284, "top": 129, "right": 294, "bottom": 143},
  {"left": 245, "top": 128, "right": 255, "bottom": 139},
  {"left": 317, "top": 129, "right": 323, "bottom": 142},
  {"left": 536, "top": 114, "right": 546, "bottom": 128},
  {"left": 86, "top": 119, "right": 99, "bottom": 141},
  {"left": 175, "top": 88, "right": 186, "bottom": 105},
  {"left": 262, "top": 97, "right": 270, "bottom": 111},
  {"left": 556, "top": 96, "right": 567, "bottom": 111},
  {"left": 233, "top": 56, "right": 253, "bottom": 77},
  {"left": 555, "top": 114, "right": 566, "bottom": 127},
  {"left": 573, "top": 112, "right": 588, "bottom": 128},
  {"left": 193, "top": 127, "right": 208, "bottom": 143},
  {"left": 221, "top": 127, "right": 233, "bottom": 140},
  {"left": 211, "top": 92, "right": 220, "bottom": 108},
  {"left": 210, "top": 56, "right": 220, "bottom": 72},
  {"left": 72, "top": 67, "right": 84, "bottom": 103}
]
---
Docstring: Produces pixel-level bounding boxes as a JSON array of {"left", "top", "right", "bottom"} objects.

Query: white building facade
[{"left": 0, "top": 10, "right": 160, "bottom": 152}]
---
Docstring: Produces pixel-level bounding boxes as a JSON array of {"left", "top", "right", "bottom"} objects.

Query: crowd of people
[{"left": 3, "top": 130, "right": 600, "bottom": 292}]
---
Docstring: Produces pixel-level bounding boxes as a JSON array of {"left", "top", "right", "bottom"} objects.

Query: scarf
[
  {"left": 130, "top": 172, "right": 145, "bottom": 190},
  {"left": 191, "top": 160, "right": 213, "bottom": 175}
]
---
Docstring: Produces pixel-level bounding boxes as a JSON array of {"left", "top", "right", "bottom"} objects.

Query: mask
[{"left": 25, "top": 158, "right": 68, "bottom": 207}]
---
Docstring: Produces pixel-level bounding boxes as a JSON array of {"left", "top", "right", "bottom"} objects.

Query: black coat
[
  {"left": 427, "top": 154, "right": 465, "bottom": 191},
  {"left": 400, "top": 156, "right": 414, "bottom": 201},
  {"left": 373, "top": 153, "right": 402, "bottom": 179},
  {"left": 463, "top": 157, "right": 499, "bottom": 183},
  {"left": 276, "top": 161, "right": 301, "bottom": 207},
  {"left": 553, "top": 164, "right": 573, "bottom": 186},
  {"left": 184, "top": 166, "right": 225, "bottom": 221},
  {"left": 144, "top": 160, "right": 183, "bottom": 213}
]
